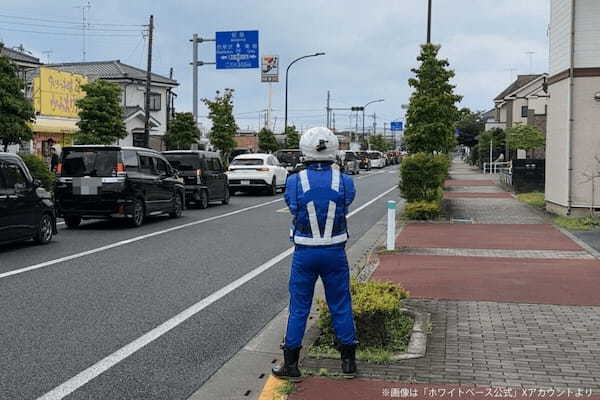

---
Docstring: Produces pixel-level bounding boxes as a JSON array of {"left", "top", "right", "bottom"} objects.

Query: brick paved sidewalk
[{"left": 293, "top": 159, "right": 600, "bottom": 398}]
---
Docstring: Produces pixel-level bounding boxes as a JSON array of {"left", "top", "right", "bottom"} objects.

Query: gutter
[{"left": 567, "top": 0, "right": 576, "bottom": 215}]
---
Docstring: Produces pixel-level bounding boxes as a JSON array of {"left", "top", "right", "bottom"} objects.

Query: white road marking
[
  {"left": 276, "top": 207, "right": 289, "bottom": 213},
  {"left": 356, "top": 170, "right": 387, "bottom": 180},
  {"left": 36, "top": 185, "right": 399, "bottom": 400},
  {"left": 0, "top": 198, "right": 284, "bottom": 281}
]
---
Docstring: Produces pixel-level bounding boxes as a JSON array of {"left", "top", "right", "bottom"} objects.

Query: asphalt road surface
[{"left": 0, "top": 166, "right": 400, "bottom": 400}]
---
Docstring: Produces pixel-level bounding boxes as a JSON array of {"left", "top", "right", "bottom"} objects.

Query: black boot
[
  {"left": 272, "top": 347, "right": 301, "bottom": 378},
  {"left": 340, "top": 344, "right": 357, "bottom": 374}
]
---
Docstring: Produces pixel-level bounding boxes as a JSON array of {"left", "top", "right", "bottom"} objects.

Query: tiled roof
[
  {"left": 494, "top": 74, "right": 543, "bottom": 101},
  {"left": 35, "top": 60, "right": 177, "bottom": 86},
  {"left": 0, "top": 46, "right": 41, "bottom": 64}
]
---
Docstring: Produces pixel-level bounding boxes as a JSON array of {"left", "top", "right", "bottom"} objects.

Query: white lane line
[
  {"left": 356, "top": 170, "right": 387, "bottom": 180},
  {"left": 36, "top": 185, "right": 398, "bottom": 400},
  {"left": 0, "top": 198, "right": 284, "bottom": 281},
  {"left": 276, "top": 207, "right": 289, "bottom": 213}
]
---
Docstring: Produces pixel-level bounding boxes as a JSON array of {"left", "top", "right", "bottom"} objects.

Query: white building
[{"left": 546, "top": 0, "right": 600, "bottom": 216}]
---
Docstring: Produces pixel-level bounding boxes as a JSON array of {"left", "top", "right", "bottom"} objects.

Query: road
[{"left": 0, "top": 166, "right": 400, "bottom": 400}]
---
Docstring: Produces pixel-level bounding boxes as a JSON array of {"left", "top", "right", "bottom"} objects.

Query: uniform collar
[{"left": 305, "top": 162, "right": 333, "bottom": 171}]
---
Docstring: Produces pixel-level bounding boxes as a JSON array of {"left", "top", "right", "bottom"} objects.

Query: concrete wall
[
  {"left": 549, "top": 0, "right": 572, "bottom": 75},
  {"left": 573, "top": 0, "right": 600, "bottom": 68},
  {"left": 545, "top": 78, "right": 570, "bottom": 209}
]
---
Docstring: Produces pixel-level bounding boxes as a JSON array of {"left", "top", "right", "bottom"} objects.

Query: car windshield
[
  {"left": 275, "top": 151, "right": 302, "bottom": 165},
  {"left": 164, "top": 154, "right": 201, "bottom": 171},
  {"left": 344, "top": 152, "right": 357, "bottom": 161},
  {"left": 61, "top": 149, "right": 118, "bottom": 177},
  {"left": 231, "top": 158, "right": 264, "bottom": 166},
  {"left": 368, "top": 153, "right": 381, "bottom": 159},
  {"left": 357, "top": 152, "right": 369, "bottom": 158}
]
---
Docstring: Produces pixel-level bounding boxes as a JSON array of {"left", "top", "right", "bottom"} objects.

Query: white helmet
[{"left": 300, "top": 127, "right": 339, "bottom": 162}]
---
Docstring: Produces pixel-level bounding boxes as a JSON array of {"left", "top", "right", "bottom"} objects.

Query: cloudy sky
[{"left": 0, "top": 0, "right": 549, "bottom": 133}]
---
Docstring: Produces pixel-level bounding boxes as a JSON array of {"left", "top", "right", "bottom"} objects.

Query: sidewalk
[{"left": 283, "top": 160, "right": 600, "bottom": 399}]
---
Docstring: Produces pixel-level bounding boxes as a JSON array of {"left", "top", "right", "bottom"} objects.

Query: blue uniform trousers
[{"left": 284, "top": 244, "right": 357, "bottom": 349}]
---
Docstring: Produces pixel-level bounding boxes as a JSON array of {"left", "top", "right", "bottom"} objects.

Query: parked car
[
  {"left": 275, "top": 149, "right": 304, "bottom": 175},
  {"left": 367, "top": 151, "right": 386, "bottom": 169},
  {"left": 0, "top": 152, "right": 57, "bottom": 245},
  {"left": 163, "top": 150, "right": 229, "bottom": 208},
  {"left": 337, "top": 150, "right": 360, "bottom": 175},
  {"left": 227, "top": 153, "right": 288, "bottom": 195},
  {"left": 54, "top": 146, "right": 185, "bottom": 228},
  {"left": 356, "top": 151, "right": 372, "bottom": 170}
]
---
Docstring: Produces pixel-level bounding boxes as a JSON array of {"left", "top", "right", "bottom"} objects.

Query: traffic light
[{"left": 351, "top": 106, "right": 364, "bottom": 112}]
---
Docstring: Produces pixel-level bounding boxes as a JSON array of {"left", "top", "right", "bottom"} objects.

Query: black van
[
  {"left": 162, "top": 150, "right": 229, "bottom": 208},
  {"left": 54, "top": 146, "right": 185, "bottom": 228},
  {"left": 0, "top": 153, "right": 57, "bottom": 245}
]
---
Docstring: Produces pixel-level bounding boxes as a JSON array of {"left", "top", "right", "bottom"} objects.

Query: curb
[{"left": 257, "top": 376, "right": 286, "bottom": 400}]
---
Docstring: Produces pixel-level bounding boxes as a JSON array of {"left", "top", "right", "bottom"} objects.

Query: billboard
[
  {"left": 261, "top": 55, "right": 279, "bottom": 83},
  {"left": 34, "top": 68, "right": 88, "bottom": 118}
]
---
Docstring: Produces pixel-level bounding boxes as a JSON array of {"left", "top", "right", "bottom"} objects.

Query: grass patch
[
  {"left": 275, "top": 380, "right": 296, "bottom": 398},
  {"left": 517, "top": 192, "right": 545, "bottom": 208},
  {"left": 553, "top": 216, "right": 600, "bottom": 231}
]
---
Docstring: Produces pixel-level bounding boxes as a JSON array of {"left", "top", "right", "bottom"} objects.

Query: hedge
[
  {"left": 404, "top": 200, "right": 442, "bottom": 220},
  {"left": 399, "top": 153, "right": 449, "bottom": 202}
]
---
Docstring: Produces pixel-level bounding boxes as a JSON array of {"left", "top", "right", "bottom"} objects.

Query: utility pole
[
  {"left": 166, "top": 67, "right": 173, "bottom": 132},
  {"left": 190, "top": 34, "right": 216, "bottom": 141},
  {"left": 427, "top": 0, "right": 432, "bottom": 44},
  {"left": 332, "top": 112, "right": 336, "bottom": 131},
  {"left": 75, "top": 1, "right": 91, "bottom": 61},
  {"left": 143, "top": 15, "right": 154, "bottom": 148},
  {"left": 42, "top": 50, "right": 52, "bottom": 64},
  {"left": 372, "top": 112, "right": 377, "bottom": 136},
  {"left": 326, "top": 90, "right": 331, "bottom": 128}
]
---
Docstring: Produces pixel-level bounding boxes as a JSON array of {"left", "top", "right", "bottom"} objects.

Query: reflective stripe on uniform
[
  {"left": 293, "top": 232, "right": 348, "bottom": 246},
  {"left": 299, "top": 170, "right": 310, "bottom": 193},
  {"left": 331, "top": 167, "right": 340, "bottom": 192}
]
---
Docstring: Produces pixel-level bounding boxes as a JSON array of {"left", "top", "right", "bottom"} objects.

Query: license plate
[
  {"left": 241, "top": 180, "right": 250, "bottom": 185},
  {"left": 73, "top": 177, "right": 102, "bottom": 195}
]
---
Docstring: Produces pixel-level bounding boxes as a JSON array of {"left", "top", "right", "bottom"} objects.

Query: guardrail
[{"left": 483, "top": 161, "right": 512, "bottom": 175}]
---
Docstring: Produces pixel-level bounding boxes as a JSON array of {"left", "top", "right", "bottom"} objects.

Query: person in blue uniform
[{"left": 272, "top": 127, "right": 357, "bottom": 379}]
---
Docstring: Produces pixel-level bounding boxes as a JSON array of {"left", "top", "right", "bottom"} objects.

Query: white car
[
  {"left": 227, "top": 153, "right": 288, "bottom": 195},
  {"left": 367, "top": 151, "right": 386, "bottom": 169}
]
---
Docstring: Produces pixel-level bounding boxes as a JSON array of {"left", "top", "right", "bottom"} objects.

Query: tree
[
  {"left": 403, "top": 44, "right": 462, "bottom": 154},
  {"left": 456, "top": 108, "right": 485, "bottom": 149},
  {"left": 165, "top": 112, "right": 199, "bottom": 150},
  {"left": 0, "top": 54, "right": 35, "bottom": 151},
  {"left": 285, "top": 125, "right": 300, "bottom": 149},
  {"left": 203, "top": 89, "right": 237, "bottom": 161},
  {"left": 258, "top": 127, "right": 279, "bottom": 153},
  {"left": 506, "top": 124, "right": 545, "bottom": 151},
  {"left": 476, "top": 128, "right": 506, "bottom": 163},
  {"left": 75, "top": 79, "right": 127, "bottom": 145},
  {"left": 369, "top": 135, "right": 391, "bottom": 152}
]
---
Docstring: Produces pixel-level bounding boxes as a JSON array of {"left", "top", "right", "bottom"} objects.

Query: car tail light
[
  {"left": 56, "top": 163, "right": 62, "bottom": 175},
  {"left": 116, "top": 162, "right": 126, "bottom": 177},
  {"left": 256, "top": 167, "right": 270, "bottom": 172}
]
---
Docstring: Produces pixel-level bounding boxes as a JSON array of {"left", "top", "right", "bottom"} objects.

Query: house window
[
  {"left": 133, "top": 132, "right": 146, "bottom": 148},
  {"left": 521, "top": 105, "right": 529, "bottom": 118},
  {"left": 146, "top": 92, "right": 161, "bottom": 111}
]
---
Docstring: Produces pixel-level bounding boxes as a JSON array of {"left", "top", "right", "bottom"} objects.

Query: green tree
[
  {"left": 506, "top": 124, "right": 545, "bottom": 151},
  {"left": 369, "top": 135, "right": 391, "bottom": 152},
  {"left": 476, "top": 128, "right": 506, "bottom": 163},
  {"left": 75, "top": 79, "right": 127, "bottom": 145},
  {"left": 284, "top": 125, "right": 300, "bottom": 148},
  {"left": 404, "top": 44, "right": 462, "bottom": 154},
  {"left": 20, "top": 154, "right": 55, "bottom": 191},
  {"left": 456, "top": 108, "right": 485, "bottom": 149},
  {"left": 165, "top": 112, "right": 199, "bottom": 150},
  {"left": 258, "top": 127, "right": 279, "bottom": 153},
  {"left": 0, "top": 54, "right": 35, "bottom": 151},
  {"left": 203, "top": 89, "right": 237, "bottom": 161}
]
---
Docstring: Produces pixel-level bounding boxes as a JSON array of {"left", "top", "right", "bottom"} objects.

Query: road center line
[
  {"left": 36, "top": 185, "right": 398, "bottom": 400},
  {"left": 0, "top": 198, "right": 284, "bottom": 281}
]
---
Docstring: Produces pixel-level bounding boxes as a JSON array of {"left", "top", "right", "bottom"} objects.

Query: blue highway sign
[
  {"left": 390, "top": 121, "right": 404, "bottom": 131},
  {"left": 216, "top": 30, "right": 259, "bottom": 69}
]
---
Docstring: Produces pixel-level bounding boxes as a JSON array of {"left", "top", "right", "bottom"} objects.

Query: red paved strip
[
  {"left": 289, "top": 377, "right": 600, "bottom": 400},
  {"left": 443, "top": 192, "right": 512, "bottom": 199},
  {"left": 397, "top": 224, "right": 582, "bottom": 251},
  {"left": 373, "top": 254, "right": 600, "bottom": 305},
  {"left": 445, "top": 179, "right": 496, "bottom": 186}
]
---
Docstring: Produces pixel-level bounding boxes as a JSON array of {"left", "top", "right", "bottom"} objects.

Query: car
[
  {"left": 275, "top": 149, "right": 304, "bottom": 175},
  {"left": 337, "top": 150, "right": 360, "bottom": 175},
  {"left": 54, "top": 146, "right": 185, "bottom": 228},
  {"left": 356, "top": 151, "right": 372, "bottom": 170},
  {"left": 227, "top": 153, "right": 288, "bottom": 195},
  {"left": 162, "top": 150, "right": 229, "bottom": 209},
  {"left": 229, "top": 147, "right": 252, "bottom": 162},
  {"left": 367, "top": 151, "right": 386, "bottom": 169},
  {"left": 0, "top": 152, "right": 57, "bottom": 245}
]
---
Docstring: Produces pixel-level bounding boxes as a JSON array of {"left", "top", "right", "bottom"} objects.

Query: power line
[
  {"left": 0, "top": 26, "right": 140, "bottom": 37},
  {"left": 0, "top": 12, "right": 144, "bottom": 27},
  {"left": 0, "top": 19, "right": 144, "bottom": 32}
]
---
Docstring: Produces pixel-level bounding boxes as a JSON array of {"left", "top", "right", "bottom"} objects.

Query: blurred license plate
[
  {"left": 73, "top": 177, "right": 102, "bottom": 195},
  {"left": 241, "top": 180, "right": 250, "bottom": 185}
]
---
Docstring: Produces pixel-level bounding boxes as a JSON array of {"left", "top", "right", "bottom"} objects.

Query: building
[
  {"left": 234, "top": 130, "right": 259, "bottom": 152},
  {"left": 0, "top": 43, "right": 42, "bottom": 79},
  {"left": 35, "top": 60, "right": 178, "bottom": 150},
  {"left": 545, "top": 0, "right": 600, "bottom": 216},
  {"left": 493, "top": 74, "right": 548, "bottom": 134}
]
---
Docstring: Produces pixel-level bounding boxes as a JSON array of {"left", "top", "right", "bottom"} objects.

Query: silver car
[{"left": 337, "top": 150, "right": 360, "bottom": 175}]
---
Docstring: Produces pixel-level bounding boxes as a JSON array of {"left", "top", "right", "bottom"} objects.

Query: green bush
[
  {"left": 404, "top": 200, "right": 442, "bottom": 220},
  {"left": 399, "top": 153, "right": 449, "bottom": 202},
  {"left": 316, "top": 279, "right": 410, "bottom": 349},
  {"left": 20, "top": 154, "right": 55, "bottom": 191}
]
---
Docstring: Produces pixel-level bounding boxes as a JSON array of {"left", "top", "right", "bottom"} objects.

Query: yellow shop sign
[{"left": 34, "top": 68, "right": 88, "bottom": 118}]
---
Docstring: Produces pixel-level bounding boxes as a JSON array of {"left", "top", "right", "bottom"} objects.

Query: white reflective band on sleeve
[
  {"left": 331, "top": 168, "right": 340, "bottom": 192},
  {"left": 299, "top": 170, "right": 310, "bottom": 193},
  {"left": 306, "top": 201, "right": 321, "bottom": 238},
  {"left": 323, "top": 201, "right": 336, "bottom": 239},
  {"left": 294, "top": 232, "right": 348, "bottom": 246}
]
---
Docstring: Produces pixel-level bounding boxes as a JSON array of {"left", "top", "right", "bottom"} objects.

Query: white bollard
[{"left": 387, "top": 200, "right": 397, "bottom": 251}]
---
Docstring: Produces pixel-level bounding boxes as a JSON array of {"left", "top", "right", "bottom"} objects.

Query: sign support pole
[{"left": 267, "top": 82, "right": 272, "bottom": 131}]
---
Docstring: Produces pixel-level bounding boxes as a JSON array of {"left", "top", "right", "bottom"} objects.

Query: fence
[{"left": 483, "top": 161, "right": 512, "bottom": 175}]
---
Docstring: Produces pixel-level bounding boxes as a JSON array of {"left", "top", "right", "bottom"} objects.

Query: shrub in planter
[
  {"left": 399, "top": 153, "right": 448, "bottom": 202},
  {"left": 19, "top": 154, "right": 55, "bottom": 191},
  {"left": 316, "top": 279, "right": 410, "bottom": 349},
  {"left": 404, "top": 200, "right": 441, "bottom": 220}
]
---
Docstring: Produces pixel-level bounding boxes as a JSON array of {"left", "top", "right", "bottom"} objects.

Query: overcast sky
[{"left": 0, "top": 0, "right": 550, "bottom": 133}]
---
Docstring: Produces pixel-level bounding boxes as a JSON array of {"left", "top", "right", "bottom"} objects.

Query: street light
[
  {"left": 284, "top": 52, "right": 325, "bottom": 134},
  {"left": 362, "top": 99, "right": 384, "bottom": 144}
]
